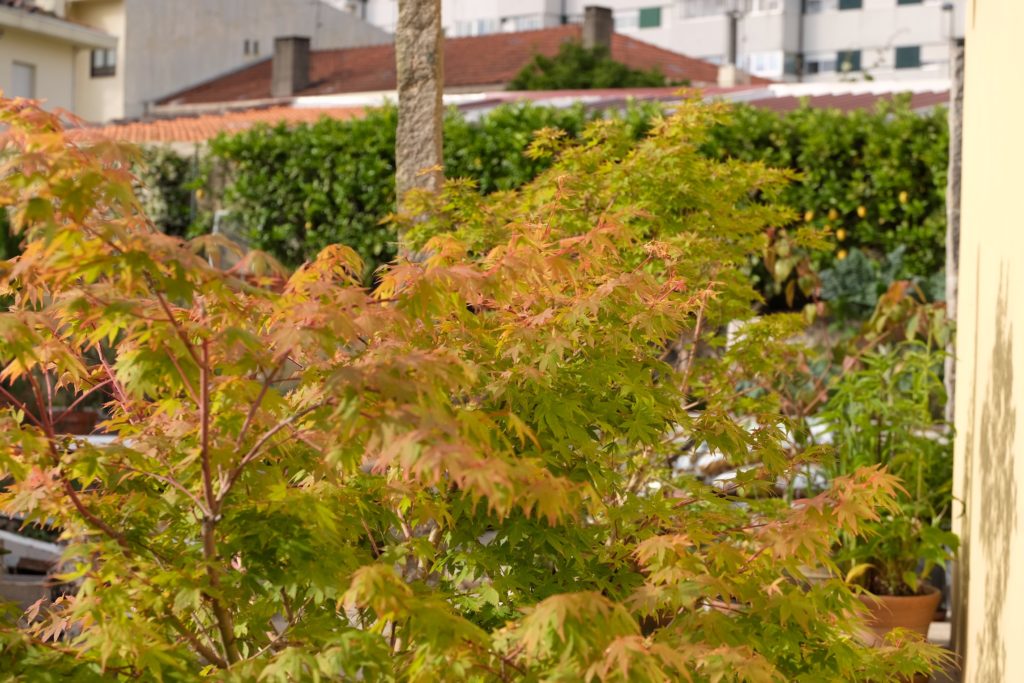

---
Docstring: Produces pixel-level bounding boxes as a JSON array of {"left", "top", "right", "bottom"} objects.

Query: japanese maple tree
[{"left": 0, "top": 99, "right": 945, "bottom": 681}]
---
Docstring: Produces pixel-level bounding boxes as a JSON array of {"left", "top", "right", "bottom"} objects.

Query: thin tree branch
[
  {"left": 234, "top": 360, "right": 285, "bottom": 450},
  {"left": 217, "top": 401, "right": 327, "bottom": 505}
]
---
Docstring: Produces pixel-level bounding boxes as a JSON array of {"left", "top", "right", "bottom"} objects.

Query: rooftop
[
  {"left": 81, "top": 80, "right": 950, "bottom": 146},
  {"left": 158, "top": 25, "right": 750, "bottom": 108}
]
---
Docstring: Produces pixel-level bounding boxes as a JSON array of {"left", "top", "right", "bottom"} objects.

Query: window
[
  {"left": 639, "top": 7, "right": 662, "bottom": 28},
  {"left": 897, "top": 0, "right": 923, "bottom": 4},
  {"left": 11, "top": 62, "right": 35, "bottom": 98},
  {"left": 784, "top": 53, "right": 800, "bottom": 75},
  {"left": 751, "top": 0, "right": 783, "bottom": 12},
  {"left": 803, "top": 0, "right": 824, "bottom": 12},
  {"left": 253, "top": 40, "right": 260, "bottom": 56},
  {"left": 838, "top": 0, "right": 862, "bottom": 9},
  {"left": 90, "top": 48, "right": 116, "bottom": 77},
  {"left": 615, "top": 10, "right": 640, "bottom": 29},
  {"left": 680, "top": 0, "right": 725, "bottom": 19},
  {"left": 804, "top": 53, "right": 837, "bottom": 74},
  {"left": 837, "top": 49, "right": 861, "bottom": 72},
  {"left": 501, "top": 15, "right": 543, "bottom": 31},
  {"left": 244, "top": 39, "right": 250, "bottom": 55},
  {"left": 895, "top": 45, "right": 921, "bottom": 69},
  {"left": 740, "top": 51, "right": 784, "bottom": 77}
]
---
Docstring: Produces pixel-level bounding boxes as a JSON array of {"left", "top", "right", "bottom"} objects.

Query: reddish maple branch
[
  {"left": 234, "top": 359, "right": 285, "bottom": 450},
  {"left": 196, "top": 335, "right": 241, "bottom": 665},
  {"left": 217, "top": 401, "right": 326, "bottom": 506}
]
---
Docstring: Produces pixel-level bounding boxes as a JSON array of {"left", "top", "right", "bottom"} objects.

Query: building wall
[
  {"left": 360, "top": 0, "right": 962, "bottom": 81},
  {"left": 69, "top": 0, "right": 392, "bottom": 122},
  {"left": 0, "top": 26, "right": 76, "bottom": 110},
  {"left": 70, "top": 0, "right": 125, "bottom": 122},
  {"left": 953, "top": 0, "right": 1024, "bottom": 681}
]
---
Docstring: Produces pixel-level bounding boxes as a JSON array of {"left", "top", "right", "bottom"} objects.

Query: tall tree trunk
[{"left": 395, "top": 0, "right": 444, "bottom": 222}]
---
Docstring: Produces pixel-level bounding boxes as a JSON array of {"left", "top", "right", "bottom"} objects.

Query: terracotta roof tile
[
  {"left": 69, "top": 105, "right": 364, "bottom": 144},
  {"left": 160, "top": 26, "right": 753, "bottom": 106}
]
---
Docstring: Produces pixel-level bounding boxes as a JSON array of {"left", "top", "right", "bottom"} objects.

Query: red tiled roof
[
  {"left": 160, "top": 26, "right": 749, "bottom": 106},
  {"left": 78, "top": 84, "right": 946, "bottom": 145},
  {"left": 750, "top": 90, "right": 951, "bottom": 114},
  {"left": 70, "top": 105, "right": 364, "bottom": 144}
]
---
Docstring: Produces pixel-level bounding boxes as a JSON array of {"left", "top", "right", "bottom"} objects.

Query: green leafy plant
[
  {"left": 823, "top": 341, "right": 957, "bottom": 596},
  {"left": 0, "top": 98, "right": 947, "bottom": 680},
  {"left": 206, "top": 103, "right": 657, "bottom": 275},
  {"left": 703, "top": 98, "right": 949, "bottom": 288},
  {"left": 134, "top": 145, "right": 197, "bottom": 238},
  {"left": 507, "top": 41, "right": 672, "bottom": 91}
]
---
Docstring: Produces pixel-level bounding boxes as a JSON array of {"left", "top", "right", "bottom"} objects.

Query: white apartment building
[
  {"left": 50, "top": 0, "right": 390, "bottom": 122},
  {"left": 347, "top": 0, "right": 964, "bottom": 82}
]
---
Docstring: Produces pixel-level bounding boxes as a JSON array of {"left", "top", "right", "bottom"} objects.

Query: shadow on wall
[{"left": 972, "top": 264, "right": 1018, "bottom": 682}]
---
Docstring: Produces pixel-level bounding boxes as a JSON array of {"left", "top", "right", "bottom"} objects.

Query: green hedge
[
  {"left": 140, "top": 98, "right": 948, "bottom": 295},
  {"left": 701, "top": 98, "right": 949, "bottom": 280},
  {"left": 203, "top": 103, "right": 658, "bottom": 272}
]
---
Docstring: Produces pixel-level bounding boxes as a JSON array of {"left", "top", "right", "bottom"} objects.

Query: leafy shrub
[
  {"left": 702, "top": 98, "right": 949, "bottom": 284},
  {"left": 134, "top": 146, "right": 196, "bottom": 237},
  {"left": 507, "top": 41, "right": 672, "bottom": 91},
  {"left": 207, "top": 103, "right": 658, "bottom": 273},
  {"left": 824, "top": 341, "right": 956, "bottom": 596},
  {"left": 0, "top": 99, "right": 946, "bottom": 680}
]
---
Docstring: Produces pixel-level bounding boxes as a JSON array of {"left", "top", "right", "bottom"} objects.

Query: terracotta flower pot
[
  {"left": 48, "top": 409, "right": 98, "bottom": 435},
  {"left": 857, "top": 585, "right": 941, "bottom": 642}
]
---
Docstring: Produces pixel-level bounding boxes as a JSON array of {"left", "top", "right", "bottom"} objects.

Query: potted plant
[
  {"left": 822, "top": 339, "right": 957, "bottom": 639},
  {"left": 843, "top": 509, "right": 957, "bottom": 640}
]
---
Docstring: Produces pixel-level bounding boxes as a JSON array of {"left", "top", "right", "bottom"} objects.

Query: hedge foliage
[
  {"left": 148, "top": 98, "right": 948, "bottom": 292},
  {"left": 702, "top": 98, "right": 949, "bottom": 280},
  {"left": 507, "top": 42, "right": 672, "bottom": 90},
  {"left": 204, "top": 103, "right": 658, "bottom": 272}
]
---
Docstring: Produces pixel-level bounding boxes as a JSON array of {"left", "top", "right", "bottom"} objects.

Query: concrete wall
[
  {"left": 953, "top": 0, "right": 1024, "bottom": 681},
  {"left": 0, "top": 26, "right": 76, "bottom": 111},
  {"left": 69, "top": 0, "right": 392, "bottom": 122}
]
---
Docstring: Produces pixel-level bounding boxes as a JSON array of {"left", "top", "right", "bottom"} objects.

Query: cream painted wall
[
  {"left": 71, "top": 0, "right": 125, "bottom": 122},
  {"left": 0, "top": 27, "right": 75, "bottom": 111},
  {"left": 953, "top": 0, "right": 1024, "bottom": 681},
  {"left": 68, "top": 0, "right": 391, "bottom": 122}
]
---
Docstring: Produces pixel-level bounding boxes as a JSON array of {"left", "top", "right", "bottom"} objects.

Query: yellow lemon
[
  {"left": 837, "top": 249, "right": 848, "bottom": 260},
  {"left": 195, "top": 188, "right": 205, "bottom": 200},
  {"left": 836, "top": 228, "right": 847, "bottom": 241},
  {"left": 828, "top": 208, "right": 838, "bottom": 221},
  {"left": 304, "top": 221, "right": 313, "bottom": 230},
  {"left": 898, "top": 191, "right": 909, "bottom": 204},
  {"left": 804, "top": 210, "right": 815, "bottom": 222},
  {"left": 857, "top": 205, "right": 867, "bottom": 218}
]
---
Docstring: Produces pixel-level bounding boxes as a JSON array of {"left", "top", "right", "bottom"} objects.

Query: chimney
[
  {"left": 582, "top": 6, "right": 613, "bottom": 51},
  {"left": 271, "top": 36, "right": 311, "bottom": 98}
]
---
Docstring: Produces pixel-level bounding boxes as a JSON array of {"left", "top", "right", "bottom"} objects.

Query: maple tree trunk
[{"left": 395, "top": 0, "right": 444, "bottom": 221}]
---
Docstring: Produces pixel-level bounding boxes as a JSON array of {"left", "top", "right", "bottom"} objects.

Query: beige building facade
[
  {"left": 953, "top": 0, "right": 1024, "bottom": 680},
  {"left": 63, "top": 0, "right": 391, "bottom": 122},
  {"left": 0, "top": 2, "right": 115, "bottom": 113}
]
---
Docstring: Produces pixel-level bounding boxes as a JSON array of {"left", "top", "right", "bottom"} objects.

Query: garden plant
[{"left": 0, "top": 99, "right": 948, "bottom": 681}]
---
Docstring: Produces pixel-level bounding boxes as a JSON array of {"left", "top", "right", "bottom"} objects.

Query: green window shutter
[
  {"left": 895, "top": 45, "right": 921, "bottom": 69},
  {"left": 897, "top": 0, "right": 923, "bottom": 4},
  {"left": 837, "top": 50, "right": 861, "bottom": 72},
  {"left": 838, "top": 0, "right": 862, "bottom": 9},
  {"left": 639, "top": 7, "right": 662, "bottom": 28}
]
